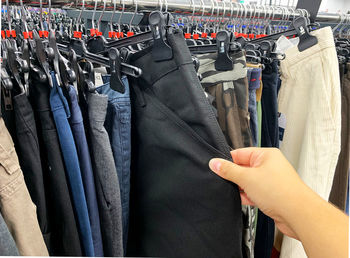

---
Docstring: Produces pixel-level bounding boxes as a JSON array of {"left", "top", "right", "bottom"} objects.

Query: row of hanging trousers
[
  {"left": 1, "top": 19, "right": 350, "bottom": 258},
  {"left": 1, "top": 68, "right": 131, "bottom": 255}
]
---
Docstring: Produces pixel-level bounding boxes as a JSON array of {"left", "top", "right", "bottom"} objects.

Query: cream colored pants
[
  {"left": 277, "top": 26, "right": 341, "bottom": 258},
  {"left": 0, "top": 118, "right": 48, "bottom": 256}
]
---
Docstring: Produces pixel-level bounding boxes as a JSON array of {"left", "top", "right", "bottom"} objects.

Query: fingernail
[{"left": 209, "top": 159, "right": 221, "bottom": 173}]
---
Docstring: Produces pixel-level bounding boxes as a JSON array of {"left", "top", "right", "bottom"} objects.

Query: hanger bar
[{"left": 57, "top": 43, "right": 142, "bottom": 77}]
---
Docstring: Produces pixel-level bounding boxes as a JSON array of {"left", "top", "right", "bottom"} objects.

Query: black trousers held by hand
[{"left": 127, "top": 29, "right": 243, "bottom": 258}]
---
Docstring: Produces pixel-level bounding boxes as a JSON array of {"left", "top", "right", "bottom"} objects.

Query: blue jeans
[
  {"left": 49, "top": 72, "right": 95, "bottom": 257},
  {"left": 247, "top": 68, "right": 261, "bottom": 147},
  {"left": 98, "top": 75, "right": 131, "bottom": 252},
  {"left": 67, "top": 86, "right": 104, "bottom": 256}
]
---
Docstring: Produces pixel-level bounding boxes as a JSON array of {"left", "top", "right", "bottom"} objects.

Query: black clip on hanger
[
  {"left": 215, "top": 31, "right": 233, "bottom": 71},
  {"left": 109, "top": 48, "right": 126, "bottom": 93},
  {"left": 292, "top": 17, "right": 318, "bottom": 52},
  {"left": 149, "top": 11, "right": 173, "bottom": 62},
  {"left": 33, "top": 30, "right": 54, "bottom": 87},
  {"left": 5, "top": 39, "right": 29, "bottom": 94},
  {"left": 69, "top": 49, "right": 96, "bottom": 93},
  {"left": 1, "top": 67, "right": 13, "bottom": 90}
]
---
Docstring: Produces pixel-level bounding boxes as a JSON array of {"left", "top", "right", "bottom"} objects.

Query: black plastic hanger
[
  {"left": 292, "top": 17, "right": 318, "bottom": 52},
  {"left": 215, "top": 31, "right": 233, "bottom": 71}
]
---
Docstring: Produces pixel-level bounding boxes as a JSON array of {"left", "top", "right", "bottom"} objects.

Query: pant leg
[
  {"left": 329, "top": 63, "right": 350, "bottom": 211},
  {"left": 96, "top": 76, "right": 132, "bottom": 253},
  {"left": 49, "top": 73, "right": 94, "bottom": 257},
  {"left": 29, "top": 78, "right": 82, "bottom": 256},
  {"left": 278, "top": 26, "right": 341, "bottom": 258},
  {"left": 13, "top": 93, "right": 50, "bottom": 248},
  {"left": 67, "top": 86, "right": 104, "bottom": 256},
  {"left": 127, "top": 29, "right": 243, "bottom": 258},
  {"left": 0, "top": 118, "right": 48, "bottom": 256},
  {"left": 87, "top": 93, "right": 124, "bottom": 257},
  {"left": 254, "top": 62, "right": 279, "bottom": 258}
]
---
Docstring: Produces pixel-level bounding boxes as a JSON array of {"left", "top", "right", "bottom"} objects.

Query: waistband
[
  {"left": 198, "top": 51, "right": 247, "bottom": 87},
  {"left": 129, "top": 30, "right": 197, "bottom": 86},
  {"left": 247, "top": 68, "right": 261, "bottom": 90},
  {"left": 281, "top": 26, "right": 335, "bottom": 69},
  {"left": 96, "top": 76, "right": 130, "bottom": 102},
  {"left": 49, "top": 72, "right": 71, "bottom": 118}
]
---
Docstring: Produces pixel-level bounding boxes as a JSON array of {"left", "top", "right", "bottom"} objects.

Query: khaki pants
[
  {"left": 277, "top": 26, "right": 341, "bottom": 258},
  {"left": 0, "top": 118, "right": 48, "bottom": 256}
]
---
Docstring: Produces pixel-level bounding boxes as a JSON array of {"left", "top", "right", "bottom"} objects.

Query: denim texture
[
  {"left": 67, "top": 86, "right": 104, "bottom": 256},
  {"left": 29, "top": 75, "right": 82, "bottom": 256},
  {"left": 97, "top": 75, "right": 131, "bottom": 252},
  {"left": 0, "top": 210, "right": 19, "bottom": 255},
  {"left": 49, "top": 72, "right": 94, "bottom": 257},
  {"left": 247, "top": 68, "right": 262, "bottom": 147}
]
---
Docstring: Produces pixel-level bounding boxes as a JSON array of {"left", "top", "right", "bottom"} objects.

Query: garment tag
[
  {"left": 95, "top": 72, "right": 104, "bottom": 87},
  {"left": 276, "top": 35, "right": 294, "bottom": 54},
  {"left": 278, "top": 112, "right": 286, "bottom": 144}
]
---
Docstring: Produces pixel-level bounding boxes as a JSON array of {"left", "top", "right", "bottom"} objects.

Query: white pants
[{"left": 277, "top": 26, "right": 341, "bottom": 258}]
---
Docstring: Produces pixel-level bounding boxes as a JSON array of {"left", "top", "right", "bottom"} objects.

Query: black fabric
[
  {"left": 254, "top": 61, "right": 279, "bottom": 258},
  {"left": 127, "top": 30, "right": 243, "bottom": 258},
  {"left": 13, "top": 92, "right": 51, "bottom": 248},
  {"left": 29, "top": 78, "right": 83, "bottom": 256}
]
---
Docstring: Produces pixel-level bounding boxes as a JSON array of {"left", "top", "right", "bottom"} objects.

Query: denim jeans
[
  {"left": 49, "top": 72, "right": 94, "bottom": 256},
  {"left": 247, "top": 68, "right": 262, "bottom": 147},
  {"left": 98, "top": 75, "right": 131, "bottom": 252},
  {"left": 0, "top": 212, "right": 19, "bottom": 255},
  {"left": 67, "top": 86, "right": 104, "bottom": 256}
]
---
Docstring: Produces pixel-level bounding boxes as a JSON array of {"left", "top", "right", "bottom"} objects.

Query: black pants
[
  {"left": 127, "top": 30, "right": 243, "bottom": 258},
  {"left": 254, "top": 62, "right": 279, "bottom": 258},
  {"left": 13, "top": 92, "right": 50, "bottom": 247},
  {"left": 29, "top": 78, "right": 83, "bottom": 256}
]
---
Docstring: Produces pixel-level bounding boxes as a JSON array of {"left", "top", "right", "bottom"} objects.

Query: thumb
[{"left": 209, "top": 158, "right": 247, "bottom": 185}]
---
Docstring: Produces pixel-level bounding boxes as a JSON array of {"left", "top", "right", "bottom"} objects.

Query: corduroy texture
[{"left": 277, "top": 26, "right": 341, "bottom": 258}]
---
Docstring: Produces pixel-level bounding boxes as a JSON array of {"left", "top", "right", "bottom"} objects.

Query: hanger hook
[
  {"left": 129, "top": 0, "right": 138, "bottom": 32},
  {"left": 110, "top": 0, "right": 116, "bottom": 32},
  {"left": 159, "top": 0, "right": 163, "bottom": 12},
  {"left": 164, "top": 0, "right": 168, "bottom": 13},
  {"left": 47, "top": 0, "right": 52, "bottom": 31},
  {"left": 91, "top": 0, "right": 98, "bottom": 30},
  {"left": 117, "top": 0, "right": 125, "bottom": 33},
  {"left": 199, "top": 0, "right": 205, "bottom": 31},
  {"left": 97, "top": 0, "right": 106, "bottom": 32},
  {"left": 76, "top": 0, "right": 85, "bottom": 31},
  {"left": 39, "top": 0, "right": 44, "bottom": 31}
]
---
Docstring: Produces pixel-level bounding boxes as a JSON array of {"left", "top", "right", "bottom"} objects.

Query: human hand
[{"left": 209, "top": 147, "right": 310, "bottom": 240}]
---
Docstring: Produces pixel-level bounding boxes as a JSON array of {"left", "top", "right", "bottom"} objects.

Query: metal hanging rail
[
  {"left": 6, "top": 0, "right": 350, "bottom": 24},
  {"left": 60, "top": 0, "right": 349, "bottom": 24}
]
